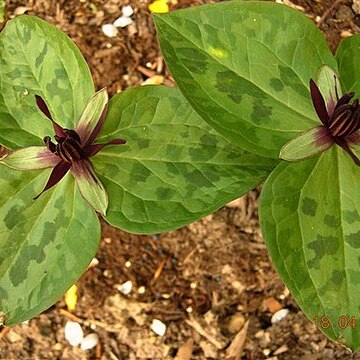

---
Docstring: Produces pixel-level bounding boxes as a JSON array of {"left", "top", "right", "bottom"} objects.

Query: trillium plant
[
  {"left": 1, "top": 0, "right": 360, "bottom": 353},
  {"left": 154, "top": 1, "right": 360, "bottom": 351}
]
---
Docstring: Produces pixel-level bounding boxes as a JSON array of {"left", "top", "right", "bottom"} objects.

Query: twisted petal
[
  {"left": 280, "top": 126, "right": 333, "bottom": 162},
  {"left": 71, "top": 160, "right": 108, "bottom": 217},
  {"left": 310, "top": 79, "right": 329, "bottom": 126},
  {"left": 334, "top": 138, "right": 360, "bottom": 167},
  {"left": 75, "top": 88, "right": 109, "bottom": 147},
  {"left": 1, "top": 146, "right": 60, "bottom": 170},
  {"left": 35, "top": 95, "right": 67, "bottom": 137},
  {"left": 315, "top": 65, "right": 343, "bottom": 114},
  {"left": 34, "top": 160, "right": 71, "bottom": 199},
  {"left": 86, "top": 138, "right": 127, "bottom": 157}
]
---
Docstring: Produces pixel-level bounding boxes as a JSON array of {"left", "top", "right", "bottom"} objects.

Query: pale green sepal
[
  {"left": 280, "top": 126, "right": 332, "bottom": 161},
  {"left": 71, "top": 160, "right": 108, "bottom": 217},
  {"left": 75, "top": 88, "right": 108, "bottom": 145},
  {"left": 316, "top": 65, "right": 342, "bottom": 110},
  {"left": 1, "top": 146, "right": 59, "bottom": 170}
]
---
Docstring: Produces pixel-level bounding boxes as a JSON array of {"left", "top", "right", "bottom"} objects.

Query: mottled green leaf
[
  {"left": 92, "top": 85, "right": 276, "bottom": 234},
  {"left": 154, "top": 2, "right": 337, "bottom": 158},
  {"left": 260, "top": 147, "right": 360, "bottom": 350},
  {"left": 0, "top": 15, "right": 94, "bottom": 150},
  {"left": 0, "top": 164, "right": 100, "bottom": 325},
  {"left": 336, "top": 34, "right": 360, "bottom": 95}
]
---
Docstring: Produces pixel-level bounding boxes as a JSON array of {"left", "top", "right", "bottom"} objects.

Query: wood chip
[
  {"left": 263, "top": 297, "right": 283, "bottom": 314},
  {"left": 273, "top": 344, "right": 289, "bottom": 355},
  {"left": 185, "top": 318, "right": 224, "bottom": 349},
  {"left": 225, "top": 320, "right": 249, "bottom": 360},
  {"left": 175, "top": 338, "right": 194, "bottom": 360}
]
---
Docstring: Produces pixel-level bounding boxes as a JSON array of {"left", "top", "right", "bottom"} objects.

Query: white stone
[
  {"left": 102, "top": 24, "right": 118, "bottom": 37},
  {"left": 64, "top": 321, "right": 84, "bottom": 346},
  {"left": 150, "top": 319, "right": 166, "bottom": 336},
  {"left": 122, "top": 5, "right": 134, "bottom": 17},
  {"left": 114, "top": 16, "right": 133, "bottom": 28},
  {"left": 138, "top": 286, "right": 146, "bottom": 294},
  {"left": 80, "top": 333, "right": 99, "bottom": 351},
  {"left": 117, "top": 280, "right": 132, "bottom": 295},
  {"left": 271, "top": 308, "right": 289, "bottom": 324}
]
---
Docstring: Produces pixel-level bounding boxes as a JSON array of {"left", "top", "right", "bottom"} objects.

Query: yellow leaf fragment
[
  {"left": 149, "top": 0, "right": 169, "bottom": 13},
  {"left": 65, "top": 284, "right": 78, "bottom": 312}
]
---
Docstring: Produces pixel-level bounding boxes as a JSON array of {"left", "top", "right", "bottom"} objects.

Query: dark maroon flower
[
  {"left": 309, "top": 79, "right": 360, "bottom": 166},
  {"left": 2, "top": 89, "right": 126, "bottom": 215},
  {"left": 281, "top": 69, "right": 360, "bottom": 165}
]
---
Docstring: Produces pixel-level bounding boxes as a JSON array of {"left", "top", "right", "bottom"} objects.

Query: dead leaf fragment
[{"left": 225, "top": 320, "right": 249, "bottom": 360}]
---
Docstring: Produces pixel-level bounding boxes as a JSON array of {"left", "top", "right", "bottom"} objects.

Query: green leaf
[
  {"left": 280, "top": 126, "right": 332, "bottom": 162},
  {"left": 260, "top": 147, "right": 360, "bottom": 350},
  {"left": 92, "top": 85, "right": 276, "bottom": 234},
  {"left": 0, "top": 164, "right": 100, "bottom": 325},
  {"left": 0, "top": 15, "right": 94, "bottom": 150},
  {"left": 336, "top": 34, "right": 360, "bottom": 95},
  {"left": 154, "top": 2, "right": 337, "bottom": 158}
]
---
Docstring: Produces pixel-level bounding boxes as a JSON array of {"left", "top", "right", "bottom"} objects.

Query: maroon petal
[
  {"left": 334, "top": 138, "right": 360, "bottom": 166},
  {"left": 70, "top": 159, "right": 108, "bottom": 216},
  {"left": 310, "top": 79, "right": 330, "bottom": 126},
  {"left": 75, "top": 89, "right": 109, "bottom": 146},
  {"left": 86, "top": 138, "right": 127, "bottom": 157},
  {"left": 35, "top": 95, "right": 66, "bottom": 138},
  {"left": 85, "top": 102, "right": 108, "bottom": 148},
  {"left": 34, "top": 160, "right": 71, "bottom": 199}
]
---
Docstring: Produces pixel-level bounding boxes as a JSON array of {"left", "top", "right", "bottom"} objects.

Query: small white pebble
[
  {"left": 186, "top": 306, "right": 193, "bottom": 313},
  {"left": 113, "top": 16, "right": 133, "bottom": 28},
  {"left": 102, "top": 24, "right": 118, "bottom": 37},
  {"left": 80, "top": 333, "right": 99, "bottom": 351},
  {"left": 125, "top": 261, "right": 131, "bottom": 268},
  {"left": 117, "top": 280, "right": 132, "bottom": 295},
  {"left": 151, "top": 319, "right": 166, "bottom": 336},
  {"left": 138, "top": 286, "right": 146, "bottom": 294},
  {"left": 271, "top": 308, "right": 289, "bottom": 324},
  {"left": 190, "top": 282, "right": 197, "bottom": 289},
  {"left": 64, "top": 321, "right": 84, "bottom": 347},
  {"left": 263, "top": 349, "right": 271, "bottom": 356},
  {"left": 122, "top": 5, "right": 134, "bottom": 17}
]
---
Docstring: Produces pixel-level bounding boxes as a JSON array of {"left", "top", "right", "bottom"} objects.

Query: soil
[{"left": 0, "top": 0, "right": 360, "bottom": 359}]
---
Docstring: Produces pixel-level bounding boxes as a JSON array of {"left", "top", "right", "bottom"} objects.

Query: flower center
[
  {"left": 44, "top": 129, "right": 84, "bottom": 163},
  {"left": 327, "top": 95, "right": 360, "bottom": 138}
]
